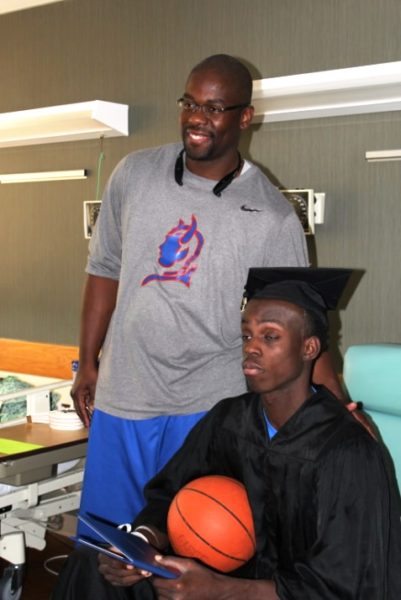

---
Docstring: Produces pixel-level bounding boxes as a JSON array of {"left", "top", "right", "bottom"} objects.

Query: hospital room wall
[{"left": 0, "top": 0, "right": 400, "bottom": 366}]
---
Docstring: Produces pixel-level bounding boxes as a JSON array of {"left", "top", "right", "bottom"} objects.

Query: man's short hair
[
  {"left": 190, "top": 54, "right": 253, "bottom": 104},
  {"left": 303, "top": 310, "right": 329, "bottom": 354}
]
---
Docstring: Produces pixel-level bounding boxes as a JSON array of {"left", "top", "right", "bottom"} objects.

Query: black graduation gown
[{"left": 133, "top": 387, "right": 401, "bottom": 599}]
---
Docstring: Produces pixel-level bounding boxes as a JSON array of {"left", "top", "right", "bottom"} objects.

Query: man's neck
[
  {"left": 185, "top": 151, "right": 242, "bottom": 181},
  {"left": 261, "top": 382, "right": 314, "bottom": 430}
]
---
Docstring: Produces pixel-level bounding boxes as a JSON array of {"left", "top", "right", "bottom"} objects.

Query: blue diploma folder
[{"left": 77, "top": 513, "right": 179, "bottom": 579}]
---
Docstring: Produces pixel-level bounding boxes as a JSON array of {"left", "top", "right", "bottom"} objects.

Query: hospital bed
[{"left": 0, "top": 338, "right": 87, "bottom": 600}]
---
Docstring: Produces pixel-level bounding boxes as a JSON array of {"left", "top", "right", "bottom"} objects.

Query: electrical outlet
[
  {"left": 314, "top": 193, "right": 325, "bottom": 224},
  {"left": 281, "top": 189, "right": 315, "bottom": 235},
  {"left": 83, "top": 200, "right": 102, "bottom": 239}
]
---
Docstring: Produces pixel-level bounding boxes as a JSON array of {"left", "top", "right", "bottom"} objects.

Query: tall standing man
[{"left": 72, "top": 54, "right": 342, "bottom": 534}]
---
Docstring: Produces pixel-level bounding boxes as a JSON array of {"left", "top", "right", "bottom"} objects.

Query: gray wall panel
[{"left": 0, "top": 0, "right": 400, "bottom": 367}]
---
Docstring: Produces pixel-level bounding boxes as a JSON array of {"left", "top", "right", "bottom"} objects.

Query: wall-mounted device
[
  {"left": 83, "top": 200, "right": 102, "bottom": 239},
  {"left": 281, "top": 189, "right": 325, "bottom": 235}
]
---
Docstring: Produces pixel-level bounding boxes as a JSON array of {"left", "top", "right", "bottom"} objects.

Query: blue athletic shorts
[{"left": 77, "top": 409, "right": 206, "bottom": 539}]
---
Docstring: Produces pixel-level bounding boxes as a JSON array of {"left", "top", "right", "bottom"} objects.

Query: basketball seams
[
  {"left": 167, "top": 475, "right": 256, "bottom": 572},
  {"left": 173, "top": 494, "right": 248, "bottom": 565},
  {"left": 182, "top": 486, "right": 256, "bottom": 551}
]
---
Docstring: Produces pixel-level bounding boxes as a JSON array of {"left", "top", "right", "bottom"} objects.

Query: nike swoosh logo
[{"left": 240, "top": 205, "right": 262, "bottom": 212}]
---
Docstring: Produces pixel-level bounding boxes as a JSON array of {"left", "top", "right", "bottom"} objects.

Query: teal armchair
[{"left": 343, "top": 343, "right": 401, "bottom": 491}]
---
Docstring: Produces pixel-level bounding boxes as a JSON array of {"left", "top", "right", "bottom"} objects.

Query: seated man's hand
[
  {"left": 97, "top": 547, "right": 152, "bottom": 587},
  {"left": 152, "top": 555, "right": 279, "bottom": 600},
  {"left": 152, "top": 555, "right": 223, "bottom": 599}
]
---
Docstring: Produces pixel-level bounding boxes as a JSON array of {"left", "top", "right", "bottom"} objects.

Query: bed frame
[{"left": 0, "top": 338, "right": 85, "bottom": 600}]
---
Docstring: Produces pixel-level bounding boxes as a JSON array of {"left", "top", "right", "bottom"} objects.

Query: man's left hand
[
  {"left": 97, "top": 549, "right": 152, "bottom": 587},
  {"left": 153, "top": 556, "right": 223, "bottom": 600}
]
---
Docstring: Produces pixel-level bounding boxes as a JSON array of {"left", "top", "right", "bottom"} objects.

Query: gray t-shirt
[{"left": 87, "top": 143, "right": 308, "bottom": 418}]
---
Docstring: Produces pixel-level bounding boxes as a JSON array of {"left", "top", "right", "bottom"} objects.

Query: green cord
[{"left": 95, "top": 149, "right": 105, "bottom": 200}]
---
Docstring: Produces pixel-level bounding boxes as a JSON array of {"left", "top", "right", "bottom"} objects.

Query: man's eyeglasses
[{"left": 177, "top": 97, "right": 249, "bottom": 116}]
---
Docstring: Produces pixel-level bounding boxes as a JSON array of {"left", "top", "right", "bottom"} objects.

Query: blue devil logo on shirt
[{"left": 142, "top": 215, "right": 204, "bottom": 287}]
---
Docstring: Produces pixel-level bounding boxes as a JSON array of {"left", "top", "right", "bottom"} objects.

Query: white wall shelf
[
  {"left": 0, "top": 169, "right": 87, "bottom": 184},
  {"left": 252, "top": 61, "right": 401, "bottom": 123},
  {"left": 365, "top": 149, "right": 401, "bottom": 162},
  {"left": 0, "top": 1, "right": 64, "bottom": 15},
  {"left": 0, "top": 100, "right": 129, "bottom": 148}
]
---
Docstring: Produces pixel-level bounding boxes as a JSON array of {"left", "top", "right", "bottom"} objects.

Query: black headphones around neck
[{"left": 174, "top": 149, "right": 242, "bottom": 197}]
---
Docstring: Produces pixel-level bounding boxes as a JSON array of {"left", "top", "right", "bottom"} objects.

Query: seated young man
[{"left": 53, "top": 267, "right": 401, "bottom": 600}]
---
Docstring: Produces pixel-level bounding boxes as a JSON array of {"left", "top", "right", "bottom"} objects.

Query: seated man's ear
[{"left": 303, "top": 336, "right": 321, "bottom": 362}]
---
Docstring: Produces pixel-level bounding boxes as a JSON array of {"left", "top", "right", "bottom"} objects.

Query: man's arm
[
  {"left": 312, "top": 351, "right": 376, "bottom": 436},
  {"left": 312, "top": 350, "right": 345, "bottom": 400},
  {"left": 271, "top": 434, "right": 398, "bottom": 599},
  {"left": 155, "top": 558, "right": 279, "bottom": 600},
  {"left": 99, "top": 553, "right": 280, "bottom": 599},
  {"left": 71, "top": 273, "right": 119, "bottom": 426}
]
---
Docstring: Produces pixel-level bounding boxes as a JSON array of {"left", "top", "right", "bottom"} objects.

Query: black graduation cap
[{"left": 242, "top": 267, "right": 354, "bottom": 321}]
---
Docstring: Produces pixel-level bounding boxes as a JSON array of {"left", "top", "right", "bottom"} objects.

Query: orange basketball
[{"left": 167, "top": 475, "right": 256, "bottom": 572}]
